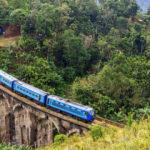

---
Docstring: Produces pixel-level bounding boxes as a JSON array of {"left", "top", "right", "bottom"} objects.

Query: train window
[{"left": 84, "top": 112, "right": 88, "bottom": 116}]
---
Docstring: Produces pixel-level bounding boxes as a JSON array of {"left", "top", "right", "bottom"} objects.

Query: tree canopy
[{"left": 0, "top": 0, "right": 150, "bottom": 122}]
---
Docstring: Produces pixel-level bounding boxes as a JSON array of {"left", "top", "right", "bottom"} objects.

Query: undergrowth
[{"left": 40, "top": 118, "right": 150, "bottom": 150}]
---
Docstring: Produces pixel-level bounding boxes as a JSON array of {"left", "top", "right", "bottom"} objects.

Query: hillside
[
  {"left": 0, "top": 0, "right": 150, "bottom": 148},
  {"left": 0, "top": 119, "right": 149, "bottom": 150},
  {"left": 41, "top": 119, "right": 150, "bottom": 150},
  {"left": 0, "top": 0, "right": 150, "bottom": 123}
]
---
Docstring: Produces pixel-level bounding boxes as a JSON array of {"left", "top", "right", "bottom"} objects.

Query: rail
[
  {"left": 93, "top": 116, "right": 125, "bottom": 128},
  {"left": 0, "top": 85, "right": 125, "bottom": 129},
  {"left": 0, "top": 85, "right": 90, "bottom": 129}
]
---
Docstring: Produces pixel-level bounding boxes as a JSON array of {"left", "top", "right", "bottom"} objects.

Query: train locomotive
[{"left": 0, "top": 70, "right": 95, "bottom": 122}]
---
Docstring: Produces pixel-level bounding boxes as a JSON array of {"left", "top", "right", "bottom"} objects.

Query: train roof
[
  {"left": 15, "top": 81, "right": 48, "bottom": 96},
  {"left": 0, "top": 70, "right": 18, "bottom": 81},
  {"left": 48, "top": 95, "right": 94, "bottom": 112}
]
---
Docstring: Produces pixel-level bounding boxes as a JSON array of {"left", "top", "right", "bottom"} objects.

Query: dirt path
[{"left": 0, "top": 36, "right": 19, "bottom": 48}]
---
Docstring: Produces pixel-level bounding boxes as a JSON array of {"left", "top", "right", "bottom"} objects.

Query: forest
[{"left": 0, "top": 0, "right": 150, "bottom": 123}]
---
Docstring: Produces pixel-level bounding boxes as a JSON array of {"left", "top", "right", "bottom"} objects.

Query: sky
[{"left": 136, "top": 0, "right": 150, "bottom": 12}]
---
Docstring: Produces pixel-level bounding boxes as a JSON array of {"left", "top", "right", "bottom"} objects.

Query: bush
[
  {"left": 90, "top": 125, "right": 103, "bottom": 141},
  {"left": 54, "top": 134, "right": 67, "bottom": 145},
  {"left": 126, "top": 113, "right": 134, "bottom": 127}
]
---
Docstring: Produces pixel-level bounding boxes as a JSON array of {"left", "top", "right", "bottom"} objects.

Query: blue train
[{"left": 0, "top": 70, "right": 95, "bottom": 122}]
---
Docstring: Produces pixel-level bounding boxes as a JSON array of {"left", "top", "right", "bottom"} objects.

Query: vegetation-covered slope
[
  {"left": 0, "top": 0, "right": 150, "bottom": 122},
  {"left": 41, "top": 118, "right": 150, "bottom": 150},
  {"left": 1, "top": 119, "right": 150, "bottom": 150}
]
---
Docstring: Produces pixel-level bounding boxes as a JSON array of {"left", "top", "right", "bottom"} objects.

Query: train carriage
[
  {"left": 0, "top": 70, "right": 18, "bottom": 88},
  {"left": 0, "top": 69, "right": 95, "bottom": 122},
  {"left": 13, "top": 81, "right": 48, "bottom": 104},
  {"left": 46, "top": 95, "right": 95, "bottom": 121}
]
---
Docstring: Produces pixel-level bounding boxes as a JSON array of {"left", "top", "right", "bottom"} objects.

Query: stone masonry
[{"left": 0, "top": 90, "right": 83, "bottom": 148}]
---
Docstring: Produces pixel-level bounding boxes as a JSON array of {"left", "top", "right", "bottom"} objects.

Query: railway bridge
[
  {"left": 0, "top": 85, "right": 124, "bottom": 148},
  {"left": 0, "top": 85, "right": 89, "bottom": 148}
]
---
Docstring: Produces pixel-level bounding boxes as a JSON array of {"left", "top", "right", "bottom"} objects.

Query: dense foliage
[{"left": 0, "top": 0, "right": 150, "bottom": 122}]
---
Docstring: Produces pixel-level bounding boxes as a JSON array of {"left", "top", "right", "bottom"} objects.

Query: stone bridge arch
[
  {"left": 12, "top": 103, "right": 60, "bottom": 147},
  {"left": 0, "top": 87, "right": 87, "bottom": 148}
]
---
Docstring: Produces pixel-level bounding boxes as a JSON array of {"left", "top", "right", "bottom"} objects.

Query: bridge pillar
[
  {"left": 13, "top": 104, "right": 33, "bottom": 146},
  {"left": 0, "top": 93, "right": 16, "bottom": 143},
  {"left": 36, "top": 117, "right": 54, "bottom": 147}
]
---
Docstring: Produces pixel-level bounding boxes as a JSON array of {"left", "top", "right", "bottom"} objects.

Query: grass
[
  {"left": 0, "top": 119, "right": 149, "bottom": 150},
  {"left": 0, "top": 144, "right": 30, "bottom": 150},
  {"left": 0, "top": 36, "right": 18, "bottom": 47},
  {"left": 40, "top": 118, "right": 150, "bottom": 150}
]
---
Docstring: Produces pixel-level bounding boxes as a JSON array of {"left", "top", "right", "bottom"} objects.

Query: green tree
[
  {"left": 16, "top": 57, "right": 64, "bottom": 94},
  {"left": 8, "top": 0, "right": 29, "bottom": 9},
  {"left": 10, "top": 9, "right": 28, "bottom": 25},
  {"left": 71, "top": 53, "right": 150, "bottom": 121},
  {"left": 53, "top": 29, "right": 91, "bottom": 81},
  {"left": 126, "top": 1, "right": 139, "bottom": 18},
  {"left": 116, "top": 17, "right": 128, "bottom": 31},
  {"left": 0, "top": 0, "right": 10, "bottom": 25}
]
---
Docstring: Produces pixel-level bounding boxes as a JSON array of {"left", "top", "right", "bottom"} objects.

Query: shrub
[
  {"left": 54, "top": 134, "right": 67, "bottom": 145},
  {"left": 127, "top": 113, "right": 134, "bottom": 127},
  {"left": 90, "top": 125, "right": 103, "bottom": 141}
]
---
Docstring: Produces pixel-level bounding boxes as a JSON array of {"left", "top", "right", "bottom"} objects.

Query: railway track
[
  {"left": 0, "top": 85, "right": 90, "bottom": 129},
  {"left": 93, "top": 116, "right": 125, "bottom": 128},
  {"left": 0, "top": 85, "right": 124, "bottom": 130}
]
